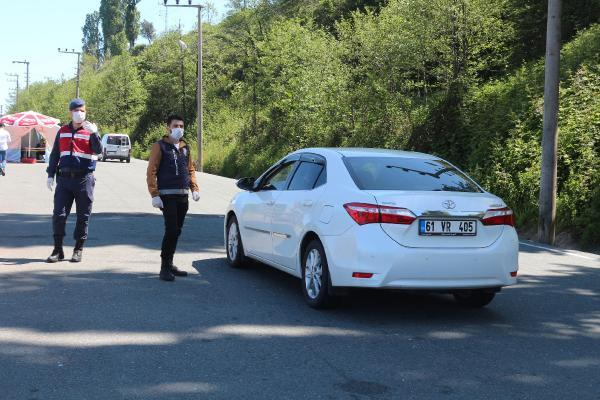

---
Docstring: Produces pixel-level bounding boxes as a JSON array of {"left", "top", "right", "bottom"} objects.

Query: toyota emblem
[{"left": 442, "top": 200, "right": 456, "bottom": 210}]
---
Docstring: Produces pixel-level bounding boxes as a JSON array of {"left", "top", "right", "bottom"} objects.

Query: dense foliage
[{"left": 9, "top": 0, "right": 600, "bottom": 248}]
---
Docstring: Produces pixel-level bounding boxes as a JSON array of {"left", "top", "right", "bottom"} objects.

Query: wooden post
[{"left": 538, "top": 0, "right": 562, "bottom": 245}]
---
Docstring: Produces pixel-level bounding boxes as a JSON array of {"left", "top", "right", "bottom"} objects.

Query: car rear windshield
[
  {"left": 106, "top": 136, "right": 128, "bottom": 145},
  {"left": 344, "top": 156, "right": 482, "bottom": 192}
]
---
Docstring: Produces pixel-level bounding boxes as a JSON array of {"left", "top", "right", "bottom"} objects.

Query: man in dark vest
[
  {"left": 46, "top": 98, "right": 102, "bottom": 263},
  {"left": 146, "top": 114, "right": 200, "bottom": 281}
]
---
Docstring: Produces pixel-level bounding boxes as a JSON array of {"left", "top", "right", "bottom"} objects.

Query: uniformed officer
[
  {"left": 46, "top": 99, "right": 102, "bottom": 263},
  {"left": 146, "top": 114, "right": 200, "bottom": 281}
]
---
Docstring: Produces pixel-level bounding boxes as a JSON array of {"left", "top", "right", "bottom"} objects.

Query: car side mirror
[{"left": 236, "top": 177, "right": 256, "bottom": 191}]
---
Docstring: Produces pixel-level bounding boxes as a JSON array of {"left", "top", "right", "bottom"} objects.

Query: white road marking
[{"left": 519, "top": 241, "right": 598, "bottom": 261}]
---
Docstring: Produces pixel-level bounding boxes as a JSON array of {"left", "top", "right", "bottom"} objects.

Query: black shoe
[
  {"left": 160, "top": 269, "right": 175, "bottom": 281},
  {"left": 171, "top": 264, "right": 188, "bottom": 277},
  {"left": 0, "top": 167, "right": 5, "bottom": 176},
  {"left": 46, "top": 248, "right": 64, "bottom": 263},
  {"left": 71, "top": 250, "right": 83, "bottom": 263},
  {"left": 160, "top": 258, "right": 175, "bottom": 281}
]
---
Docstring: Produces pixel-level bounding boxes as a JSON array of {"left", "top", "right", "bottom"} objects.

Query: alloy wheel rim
[
  {"left": 304, "top": 249, "right": 323, "bottom": 299},
  {"left": 228, "top": 222, "right": 239, "bottom": 260}
]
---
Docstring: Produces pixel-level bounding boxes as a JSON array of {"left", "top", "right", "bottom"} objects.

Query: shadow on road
[
  {"left": 0, "top": 212, "right": 224, "bottom": 254},
  {"left": 1, "top": 213, "right": 599, "bottom": 398},
  {"left": 0, "top": 257, "right": 598, "bottom": 398}
]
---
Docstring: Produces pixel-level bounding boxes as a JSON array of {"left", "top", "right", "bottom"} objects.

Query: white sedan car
[{"left": 224, "top": 148, "right": 518, "bottom": 308}]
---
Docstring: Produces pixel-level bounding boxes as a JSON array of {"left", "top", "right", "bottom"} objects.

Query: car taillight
[
  {"left": 343, "top": 203, "right": 416, "bottom": 225},
  {"left": 481, "top": 207, "right": 515, "bottom": 226}
]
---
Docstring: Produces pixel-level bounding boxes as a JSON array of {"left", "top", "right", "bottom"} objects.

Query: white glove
[
  {"left": 47, "top": 177, "right": 54, "bottom": 191},
  {"left": 192, "top": 191, "right": 200, "bottom": 202},
  {"left": 83, "top": 121, "right": 98, "bottom": 133},
  {"left": 152, "top": 196, "right": 164, "bottom": 208}
]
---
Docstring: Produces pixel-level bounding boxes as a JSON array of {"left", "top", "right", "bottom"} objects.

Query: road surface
[{"left": 1, "top": 160, "right": 599, "bottom": 399}]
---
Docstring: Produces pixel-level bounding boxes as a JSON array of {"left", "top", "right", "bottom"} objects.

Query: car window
[
  {"left": 106, "top": 136, "right": 120, "bottom": 145},
  {"left": 314, "top": 168, "right": 326, "bottom": 188},
  {"left": 288, "top": 162, "right": 325, "bottom": 190},
  {"left": 262, "top": 162, "right": 297, "bottom": 191},
  {"left": 344, "top": 156, "right": 482, "bottom": 192}
]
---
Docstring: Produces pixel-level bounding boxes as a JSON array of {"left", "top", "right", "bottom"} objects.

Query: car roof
[
  {"left": 295, "top": 147, "right": 436, "bottom": 159},
  {"left": 104, "top": 133, "right": 129, "bottom": 136}
]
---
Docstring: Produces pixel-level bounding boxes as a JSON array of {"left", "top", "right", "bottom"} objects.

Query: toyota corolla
[{"left": 224, "top": 148, "right": 518, "bottom": 308}]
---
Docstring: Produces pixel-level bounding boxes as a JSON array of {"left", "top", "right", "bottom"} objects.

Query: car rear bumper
[
  {"left": 104, "top": 151, "right": 129, "bottom": 158},
  {"left": 322, "top": 224, "right": 518, "bottom": 289}
]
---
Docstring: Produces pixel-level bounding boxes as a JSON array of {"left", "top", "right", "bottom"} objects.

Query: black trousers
[
  {"left": 160, "top": 195, "right": 189, "bottom": 261},
  {"left": 53, "top": 173, "right": 95, "bottom": 241}
]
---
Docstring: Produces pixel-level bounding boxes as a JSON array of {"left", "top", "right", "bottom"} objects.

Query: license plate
[{"left": 419, "top": 219, "right": 477, "bottom": 236}]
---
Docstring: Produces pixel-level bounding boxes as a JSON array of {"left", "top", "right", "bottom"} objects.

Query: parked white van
[{"left": 100, "top": 133, "right": 131, "bottom": 163}]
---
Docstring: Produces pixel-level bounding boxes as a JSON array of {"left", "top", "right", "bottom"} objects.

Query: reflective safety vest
[
  {"left": 55, "top": 124, "right": 98, "bottom": 172},
  {"left": 58, "top": 125, "right": 97, "bottom": 161}
]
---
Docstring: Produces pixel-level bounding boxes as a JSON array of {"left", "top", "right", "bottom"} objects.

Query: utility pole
[
  {"left": 164, "top": 0, "right": 204, "bottom": 172},
  {"left": 178, "top": 21, "right": 188, "bottom": 121},
  {"left": 6, "top": 73, "right": 20, "bottom": 111},
  {"left": 58, "top": 48, "right": 82, "bottom": 98},
  {"left": 538, "top": 0, "right": 562, "bottom": 245},
  {"left": 12, "top": 60, "right": 30, "bottom": 90}
]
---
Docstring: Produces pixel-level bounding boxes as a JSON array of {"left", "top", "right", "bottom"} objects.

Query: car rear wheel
[
  {"left": 126, "top": 157, "right": 131, "bottom": 163},
  {"left": 302, "top": 239, "right": 333, "bottom": 309},
  {"left": 453, "top": 290, "right": 495, "bottom": 308},
  {"left": 226, "top": 215, "right": 248, "bottom": 268}
]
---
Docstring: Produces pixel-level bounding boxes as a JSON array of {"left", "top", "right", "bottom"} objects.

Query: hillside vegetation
[{"left": 10, "top": 0, "right": 600, "bottom": 248}]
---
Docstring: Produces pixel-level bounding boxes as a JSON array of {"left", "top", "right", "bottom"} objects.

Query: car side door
[
  {"left": 271, "top": 154, "right": 327, "bottom": 270},
  {"left": 239, "top": 158, "right": 299, "bottom": 262}
]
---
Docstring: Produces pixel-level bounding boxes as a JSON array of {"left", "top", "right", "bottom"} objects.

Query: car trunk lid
[{"left": 368, "top": 190, "right": 506, "bottom": 248}]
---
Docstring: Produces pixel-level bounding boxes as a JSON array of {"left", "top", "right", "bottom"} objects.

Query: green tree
[
  {"left": 100, "top": 0, "right": 126, "bottom": 57},
  {"left": 82, "top": 11, "right": 103, "bottom": 63},
  {"left": 89, "top": 53, "right": 147, "bottom": 132},
  {"left": 124, "top": 0, "right": 141, "bottom": 49},
  {"left": 141, "top": 20, "right": 156, "bottom": 44}
]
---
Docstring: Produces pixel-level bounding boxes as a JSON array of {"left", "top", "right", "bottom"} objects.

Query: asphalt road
[{"left": 1, "top": 160, "right": 599, "bottom": 400}]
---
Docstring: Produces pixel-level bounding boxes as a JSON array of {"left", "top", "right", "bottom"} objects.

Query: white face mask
[
  {"left": 72, "top": 111, "right": 86, "bottom": 124},
  {"left": 170, "top": 127, "right": 184, "bottom": 141}
]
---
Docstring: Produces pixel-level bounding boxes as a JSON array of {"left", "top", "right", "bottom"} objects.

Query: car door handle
[{"left": 302, "top": 200, "right": 314, "bottom": 207}]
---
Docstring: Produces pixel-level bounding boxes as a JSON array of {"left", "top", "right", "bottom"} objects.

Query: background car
[
  {"left": 100, "top": 133, "right": 131, "bottom": 163},
  {"left": 224, "top": 148, "right": 519, "bottom": 309}
]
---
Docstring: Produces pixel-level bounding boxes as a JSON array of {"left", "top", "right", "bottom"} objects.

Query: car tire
[
  {"left": 126, "top": 157, "right": 131, "bottom": 163},
  {"left": 301, "top": 239, "right": 333, "bottom": 309},
  {"left": 100, "top": 152, "right": 106, "bottom": 162},
  {"left": 226, "top": 215, "right": 248, "bottom": 268},
  {"left": 453, "top": 290, "right": 495, "bottom": 308}
]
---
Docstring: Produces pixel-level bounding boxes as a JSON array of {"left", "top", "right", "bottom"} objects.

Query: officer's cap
[{"left": 69, "top": 98, "right": 86, "bottom": 110}]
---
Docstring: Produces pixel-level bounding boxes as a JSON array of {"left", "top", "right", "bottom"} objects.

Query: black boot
[
  {"left": 46, "top": 236, "right": 65, "bottom": 263},
  {"left": 159, "top": 258, "right": 175, "bottom": 282},
  {"left": 170, "top": 259, "right": 188, "bottom": 277},
  {"left": 71, "top": 240, "right": 85, "bottom": 263}
]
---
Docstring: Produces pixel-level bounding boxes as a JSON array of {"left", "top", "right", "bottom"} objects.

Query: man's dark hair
[{"left": 166, "top": 114, "right": 184, "bottom": 125}]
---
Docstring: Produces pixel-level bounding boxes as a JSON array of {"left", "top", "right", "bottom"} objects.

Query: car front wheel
[
  {"left": 226, "top": 215, "right": 247, "bottom": 268},
  {"left": 302, "top": 239, "right": 333, "bottom": 309},
  {"left": 453, "top": 290, "right": 496, "bottom": 308}
]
